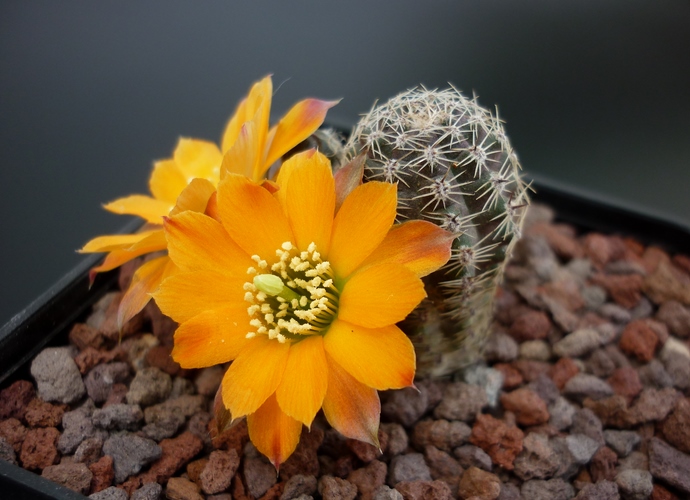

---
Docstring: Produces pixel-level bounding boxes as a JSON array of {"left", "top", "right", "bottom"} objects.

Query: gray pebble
[
  {"left": 373, "top": 485, "right": 403, "bottom": 500},
  {"left": 462, "top": 365, "right": 504, "bottom": 407},
  {"left": 585, "top": 349, "right": 616, "bottom": 378},
  {"left": 89, "top": 486, "right": 128, "bottom": 500},
  {"left": 573, "top": 480, "right": 619, "bottom": 500},
  {"left": 244, "top": 457, "right": 277, "bottom": 499},
  {"left": 484, "top": 331, "right": 519, "bottom": 363},
  {"left": 387, "top": 453, "right": 432, "bottom": 486},
  {"left": 615, "top": 469, "right": 653, "bottom": 500},
  {"left": 513, "top": 433, "right": 560, "bottom": 481},
  {"left": 553, "top": 329, "right": 602, "bottom": 358},
  {"left": 571, "top": 408, "right": 605, "bottom": 446},
  {"left": 599, "top": 303, "right": 632, "bottom": 324},
  {"left": 618, "top": 451, "right": 648, "bottom": 472},
  {"left": 453, "top": 445, "right": 492, "bottom": 472},
  {"left": 281, "top": 474, "right": 317, "bottom": 500},
  {"left": 59, "top": 404, "right": 98, "bottom": 454},
  {"left": 84, "top": 362, "right": 131, "bottom": 403},
  {"left": 548, "top": 397, "right": 576, "bottom": 431},
  {"left": 103, "top": 432, "right": 162, "bottom": 483},
  {"left": 520, "top": 478, "right": 575, "bottom": 500},
  {"left": 604, "top": 430, "right": 641, "bottom": 458},
  {"left": 520, "top": 340, "right": 552, "bottom": 361},
  {"left": 563, "top": 374, "right": 613, "bottom": 402},
  {"left": 93, "top": 403, "right": 143, "bottom": 430},
  {"left": 656, "top": 300, "right": 690, "bottom": 338},
  {"left": 433, "top": 382, "right": 487, "bottom": 422},
  {"left": 638, "top": 359, "right": 674, "bottom": 389},
  {"left": 565, "top": 434, "right": 600, "bottom": 464},
  {"left": 126, "top": 367, "right": 172, "bottom": 407},
  {"left": 131, "top": 481, "right": 163, "bottom": 500},
  {"left": 497, "top": 482, "right": 521, "bottom": 500},
  {"left": 169, "top": 376, "right": 196, "bottom": 398},
  {"left": 630, "top": 297, "right": 654, "bottom": 320},
  {"left": 581, "top": 285, "right": 607, "bottom": 310},
  {"left": 0, "top": 436, "right": 17, "bottom": 465},
  {"left": 74, "top": 436, "right": 104, "bottom": 465},
  {"left": 529, "top": 374, "right": 560, "bottom": 406},
  {"left": 30, "top": 347, "right": 86, "bottom": 404}
]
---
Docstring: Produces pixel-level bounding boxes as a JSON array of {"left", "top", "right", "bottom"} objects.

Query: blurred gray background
[{"left": 1, "top": 0, "right": 689, "bottom": 327}]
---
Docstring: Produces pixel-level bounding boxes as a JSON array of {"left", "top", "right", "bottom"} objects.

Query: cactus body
[{"left": 346, "top": 86, "right": 529, "bottom": 377}]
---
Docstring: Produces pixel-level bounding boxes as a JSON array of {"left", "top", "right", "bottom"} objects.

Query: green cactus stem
[{"left": 345, "top": 85, "right": 530, "bottom": 377}]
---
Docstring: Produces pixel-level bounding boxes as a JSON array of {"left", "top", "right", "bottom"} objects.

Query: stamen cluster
[{"left": 243, "top": 241, "right": 339, "bottom": 343}]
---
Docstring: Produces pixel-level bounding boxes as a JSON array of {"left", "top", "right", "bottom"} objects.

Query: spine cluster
[{"left": 346, "top": 86, "right": 530, "bottom": 376}]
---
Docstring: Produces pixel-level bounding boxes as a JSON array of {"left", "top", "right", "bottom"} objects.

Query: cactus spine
[{"left": 346, "top": 86, "right": 529, "bottom": 377}]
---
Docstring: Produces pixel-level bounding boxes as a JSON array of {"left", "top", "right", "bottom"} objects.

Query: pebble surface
[{"left": 0, "top": 203, "right": 689, "bottom": 499}]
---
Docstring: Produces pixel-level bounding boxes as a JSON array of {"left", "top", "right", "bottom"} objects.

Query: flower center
[{"left": 243, "top": 241, "right": 339, "bottom": 343}]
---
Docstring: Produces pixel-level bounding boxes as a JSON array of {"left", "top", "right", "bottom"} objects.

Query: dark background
[{"left": 1, "top": 0, "right": 689, "bottom": 327}]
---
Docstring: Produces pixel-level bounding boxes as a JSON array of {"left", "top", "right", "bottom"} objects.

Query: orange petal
[
  {"left": 173, "top": 138, "right": 223, "bottom": 184},
  {"left": 328, "top": 182, "right": 397, "bottom": 279},
  {"left": 281, "top": 151, "right": 335, "bottom": 254},
  {"left": 152, "top": 269, "right": 246, "bottom": 324},
  {"left": 247, "top": 393, "right": 302, "bottom": 469},
  {"left": 220, "top": 121, "right": 258, "bottom": 180},
  {"left": 275, "top": 335, "right": 328, "bottom": 427},
  {"left": 124, "top": 228, "right": 168, "bottom": 253},
  {"left": 216, "top": 173, "right": 293, "bottom": 261},
  {"left": 358, "top": 220, "right": 454, "bottom": 278},
  {"left": 103, "top": 195, "right": 172, "bottom": 224},
  {"left": 89, "top": 250, "right": 143, "bottom": 278},
  {"left": 169, "top": 178, "right": 216, "bottom": 216},
  {"left": 221, "top": 97, "right": 248, "bottom": 153},
  {"left": 322, "top": 354, "right": 380, "bottom": 447},
  {"left": 334, "top": 153, "right": 365, "bottom": 213},
  {"left": 164, "top": 211, "right": 252, "bottom": 276},
  {"left": 222, "top": 336, "right": 290, "bottom": 418},
  {"left": 324, "top": 319, "right": 415, "bottom": 390},
  {"left": 171, "top": 304, "right": 253, "bottom": 368},
  {"left": 338, "top": 262, "right": 426, "bottom": 328},
  {"left": 264, "top": 98, "right": 340, "bottom": 170},
  {"left": 149, "top": 159, "right": 188, "bottom": 204},
  {"left": 79, "top": 230, "right": 159, "bottom": 253},
  {"left": 117, "top": 256, "right": 172, "bottom": 331}
]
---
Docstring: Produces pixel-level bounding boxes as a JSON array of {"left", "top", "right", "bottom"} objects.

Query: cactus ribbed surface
[{"left": 346, "top": 86, "right": 530, "bottom": 376}]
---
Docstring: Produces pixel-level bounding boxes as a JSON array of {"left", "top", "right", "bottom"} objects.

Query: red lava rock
[
  {"left": 260, "top": 482, "right": 285, "bottom": 500},
  {"left": 469, "top": 414, "right": 524, "bottom": 470},
  {"left": 318, "top": 475, "right": 357, "bottom": 499},
  {"left": 346, "top": 427, "right": 388, "bottom": 463},
  {"left": 606, "top": 367, "right": 642, "bottom": 403},
  {"left": 186, "top": 457, "right": 209, "bottom": 484},
  {"left": 74, "top": 346, "right": 125, "bottom": 375},
  {"left": 583, "top": 395, "right": 630, "bottom": 428},
  {"left": 672, "top": 253, "right": 690, "bottom": 275},
  {"left": 279, "top": 427, "right": 324, "bottom": 481},
  {"left": 145, "top": 345, "right": 181, "bottom": 376},
  {"left": 210, "top": 417, "right": 249, "bottom": 457},
  {"left": 589, "top": 445, "right": 618, "bottom": 482},
  {"left": 651, "top": 483, "right": 679, "bottom": 500},
  {"left": 104, "top": 383, "right": 129, "bottom": 407},
  {"left": 19, "top": 426, "right": 60, "bottom": 471},
  {"left": 166, "top": 476, "right": 204, "bottom": 500},
  {"left": 590, "top": 273, "right": 644, "bottom": 309},
  {"left": 199, "top": 449, "right": 240, "bottom": 494},
  {"left": 623, "top": 237, "right": 645, "bottom": 257},
  {"left": 500, "top": 388, "right": 550, "bottom": 426},
  {"left": 144, "top": 301, "right": 177, "bottom": 346},
  {"left": 24, "top": 398, "right": 68, "bottom": 428},
  {"left": 583, "top": 233, "right": 627, "bottom": 268},
  {"left": 509, "top": 310, "right": 551, "bottom": 341},
  {"left": 0, "top": 380, "right": 36, "bottom": 420},
  {"left": 394, "top": 479, "right": 454, "bottom": 500},
  {"left": 538, "top": 279, "right": 585, "bottom": 312},
  {"left": 527, "top": 222, "right": 583, "bottom": 260},
  {"left": 656, "top": 300, "right": 690, "bottom": 338},
  {"left": 347, "top": 460, "right": 387, "bottom": 500},
  {"left": 140, "top": 431, "right": 204, "bottom": 484},
  {"left": 41, "top": 462, "right": 93, "bottom": 494},
  {"left": 548, "top": 357, "right": 580, "bottom": 389},
  {"left": 88, "top": 455, "right": 114, "bottom": 493},
  {"left": 457, "top": 466, "right": 501, "bottom": 500},
  {"left": 511, "top": 359, "right": 552, "bottom": 382},
  {"left": 68, "top": 322, "right": 104, "bottom": 350},
  {"left": 0, "top": 417, "right": 28, "bottom": 453},
  {"left": 660, "top": 398, "right": 690, "bottom": 453},
  {"left": 412, "top": 419, "right": 471, "bottom": 453},
  {"left": 494, "top": 363, "right": 524, "bottom": 390},
  {"left": 643, "top": 258, "right": 690, "bottom": 306},
  {"left": 619, "top": 319, "right": 659, "bottom": 362}
]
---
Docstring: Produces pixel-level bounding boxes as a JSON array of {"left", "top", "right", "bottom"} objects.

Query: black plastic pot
[{"left": 1, "top": 177, "right": 689, "bottom": 499}]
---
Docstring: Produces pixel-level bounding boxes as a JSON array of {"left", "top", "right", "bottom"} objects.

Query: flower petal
[
  {"left": 328, "top": 182, "right": 397, "bottom": 279},
  {"left": 169, "top": 178, "right": 216, "bottom": 216},
  {"left": 124, "top": 229, "right": 168, "bottom": 253},
  {"left": 324, "top": 319, "right": 415, "bottom": 390},
  {"left": 153, "top": 269, "right": 247, "bottom": 324},
  {"left": 358, "top": 220, "right": 454, "bottom": 278},
  {"left": 322, "top": 354, "right": 380, "bottom": 447},
  {"left": 334, "top": 153, "right": 365, "bottom": 213},
  {"left": 171, "top": 304, "right": 253, "bottom": 368},
  {"left": 338, "top": 262, "right": 426, "bottom": 328},
  {"left": 264, "top": 98, "right": 339, "bottom": 169},
  {"left": 220, "top": 121, "right": 258, "bottom": 180},
  {"left": 282, "top": 151, "right": 335, "bottom": 254},
  {"left": 247, "top": 393, "right": 302, "bottom": 469},
  {"left": 149, "top": 159, "right": 188, "bottom": 204},
  {"left": 164, "top": 211, "right": 252, "bottom": 276},
  {"left": 217, "top": 173, "right": 293, "bottom": 261},
  {"left": 103, "top": 195, "right": 172, "bottom": 224},
  {"left": 173, "top": 138, "right": 222, "bottom": 184},
  {"left": 221, "top": 98, "right": 248, "bottom": 153},
  {"left": 222, "top": 336, "right": 290, "bottom": 418},
  {"left": 117, "top": 255, "right": 172, "bottom": 331},
  {"left": 79, "top": 230, "right": 159, "bottom": 253},
  {"left": 275, "top": 335, "right": 328, "bottom": 427}
]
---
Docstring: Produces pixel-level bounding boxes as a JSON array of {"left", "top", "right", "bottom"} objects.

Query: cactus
[{"left": 344, "top": 85, "right": 530, "bottom": 377}]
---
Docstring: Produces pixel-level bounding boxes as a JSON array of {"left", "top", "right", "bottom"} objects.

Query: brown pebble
[
  {"left": 0, "top": 417, "right": 28, "bottom": 453},
  {"left": 279, "top": 427, "right": 324, "bottom": 481},
  {"left": 643, "top": 258, "right": 690, "bottom": 306},
  {"left": 199, "top": 449, "right": 239, "bottom": 494},
  {"left": 494, "top": 363, "right": 524, "bottom": 390},
  {"left": 145, "top": 344, "right": 181, "bottom": 376},
  {"left": 347, "top": 460, "right": 387, "bottom": 500},
  {"left": 139, "top": 431, "right": 204, "bottom": 484},
  {"left": 470, "top": 414, "right": 523, "bottom": 470},
  {"left": 511, "top": 359, "right": 552, "bottom": 382},
  {"left": 395, "top": 479, "right": 453, "bottom": 500},
  {"left": 591, "top": 273, "right": 644, "bottom": 309},
  {"left": 41, "top": 462, "right": 93, "bottom": 494},
  {"left": 619, "top": 320, "right": 659, "bottom": 362},
  {"left": 186, "top": 458, "right": 209, "bottom": 485},
  {"left": 509, "top": 311, "right": 551, "bottom": 341},
  {"left": 24, "top": 398, "right": 67, "bottom": 428},
  {"left": 548, "top": 357, "right": 580, "bottom": 389},
  {"left": 346, "top": 427, "right": 387, "bottom": 463},
  {"left": 0, "top": 380, "right": 36, "bottom": 420},
  {"left": 457, "top": 466, "right": 501, "bottom": 500},
  {"left": 589, "top": 446, "right": 618, "bottom": 482},
  {"left": 660, "top": 398, "right": 690, "bottom": 453},
  {"left": 607, "top": 367, "right": 642, "bottom": 403},
  {"left": 166, "top": 476, "right": 204, "bottom": 500},
  {"left": 68, "top": 322, "right": 104, "bottom": 350},
  {"left": 651, "top": 483, "right": 679, "bottom": 500},
  {"left": 88, "top": 455, "right": 114, "bottom": 494},
  {"left": 19, "top": 426, "right": 60, "bottom": 471},
  {"left": 500, "top": 388, "right": 550, "bottom": 426}
]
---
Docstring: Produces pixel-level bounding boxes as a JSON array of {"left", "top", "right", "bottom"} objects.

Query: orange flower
[
  {"left": 153, "top": 150, "right": 454, "bottom": 467},
  {"left": 80, "top": 76, "right": 337, "bottom": 328}
]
